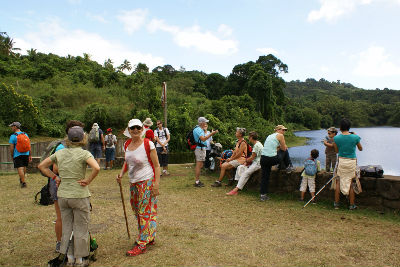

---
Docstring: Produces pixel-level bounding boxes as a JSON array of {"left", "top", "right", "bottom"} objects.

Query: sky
[{"left": 1, "top": 0, "right": 400, "bottom": 90}]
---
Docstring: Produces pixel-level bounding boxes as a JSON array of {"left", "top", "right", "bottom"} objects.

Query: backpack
[
  {"left": 156, "top": 128, "right": 168, "bottom": 139},
  {"left": 14, "top": 132, "right": 31, "bottom": 153},
  {"left": 186, "top": 126, "right": 205, "bottom": 150},
  {"left": 106, "top": 134, "right": 114, "bottom": 147},
  {"left": 220, "top": 149, "right": 233, "bottom": 166},
  {"left": 35, "top": 178, "right": 54, "bottom": 206},
  {"left": 88, "top": 128, "right": 100, "bottom": 143},
  {"left": 304, "top": 158, "right": 317, "bottom": 176},
  {"left": 39, "top": 140, "right": 64, "bottom": 176},
  {"left": 239, "top": 140, "right": 252, "bottom": 158}
]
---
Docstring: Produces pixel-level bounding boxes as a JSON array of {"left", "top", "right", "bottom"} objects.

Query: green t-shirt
[
  {"left": 252, "top": 141, "right": 264, "bottom": 164},
  {"left": 334, "top": 134, "right": 361, "bottom": 159},
  {"left": 50, "top": 146, "right": 93, "bottom": 198}
]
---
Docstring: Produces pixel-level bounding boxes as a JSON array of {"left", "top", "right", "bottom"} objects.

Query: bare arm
[
  {"left": 77, "top": 157, "right": 100, "bottom": 186},
  {"left": 149, "top": 148, "right": 161, "bottom": 197},
  {"left": 357, "top": 142, "right": 363, "bottom": 151},
  {"left": 229, "top": 142, "right": 246, "bottom": 161},
  {"left": 276, "top": 133, "right": 288, "bottom": 151},
  {"left": 246, "top": 151, "right": 257, "bottom": 164},
  {"left": 38, "top": 157, "right": 61, "bottom": 186},
  {"left": 101, "top": 134, "right": 105, "bottom": 148},
  {"left": 116, "top": 161, "right": 128, "bottom": 184},
  {"left": 333, "top": 143, "right": 339, "bottom": 153},
  {"left": 323, "top": 140, "right": 334, "bottom": 147},
  {"left": 9, "top": 144, "right": 14, "bottom": 158},
  {"left": 199, "top": 130, "right": 218, "bottom": 141}
]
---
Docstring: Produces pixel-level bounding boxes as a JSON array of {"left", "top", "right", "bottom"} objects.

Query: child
[
  {"left": 299, "top": 149, "right": 320, "bottom": 202},
  {"left": 323, "top": 127, "right": 338, "bottom": 172}
]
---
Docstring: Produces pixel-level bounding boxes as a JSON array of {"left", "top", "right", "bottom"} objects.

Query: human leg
[
  {"left": 260, "top": 156, "right": 279, "bottom": 196},
  {"left": 55, "top": 200, "right": 62, "bottom": 242},
  {"left": 17, "top": 167, "right": 26, "bottom": 184},
  {"left": 299, "top": 177, "right": 307, "bottom": 200},
  {"left": 58, "top": 198, "right": 74, "bottom": 256},
  {"left": 71, "top": 198, "right": 90, "bottom": 258},
  {"left": 236, "top": 163, "right": 260, "bottom": 190},
  {"left": 194, "top": 148, "right": 206, "bottom": 185}
]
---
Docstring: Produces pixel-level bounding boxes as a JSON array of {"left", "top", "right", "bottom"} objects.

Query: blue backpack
[{"left": 304, "top": 158, "right": 317, "bottom": 176}]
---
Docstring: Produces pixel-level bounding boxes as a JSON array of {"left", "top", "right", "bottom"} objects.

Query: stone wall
[
  {"left": 243, "top": 166, "right": 400, "bottom": 211},
  {"left": 27, "top": 158, "right": 400, "bottom": 211}
]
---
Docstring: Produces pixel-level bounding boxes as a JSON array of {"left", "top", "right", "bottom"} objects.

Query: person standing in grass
[
  {"left": 226, "top": 131, "right": 263, "bottom": 195},
  {"left": 9, "top": 121, "right": 31, "bottom": 188},
  {"left": 299, "top": 149, "right": 320, "bottom": 203},
  {"left": 39, "top": 126, "right": 100, "bottom": 267},
  {"left": 333, "top": 118, "right": 362, "bottom": 210},
  {"left": 117, "top": 119, "right": 160, "bottom": 256},
  {"left": 154, "top": 120, "right": 170, "bottom": 176},
  {"left": 104, "top": 128, "right": 117, "bottom": 170},
  {"left": 193, "top": 117, "right": 218, "bottom": 187}
]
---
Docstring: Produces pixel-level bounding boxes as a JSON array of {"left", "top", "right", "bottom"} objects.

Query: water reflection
[{"left": 288, "top": 127, "right": 400, "bottom": 176}]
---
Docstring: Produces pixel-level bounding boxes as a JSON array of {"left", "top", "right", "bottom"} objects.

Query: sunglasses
[{"left": 129, "top": 125, "right": 142, "bottom": 130}]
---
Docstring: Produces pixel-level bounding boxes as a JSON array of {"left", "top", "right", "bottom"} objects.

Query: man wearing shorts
[
  {"left": 212, "top": 127, "right": 247, "bottom": 187},
  {"left": 193, "top": 117, "right": 218, "bottom": 187},
  {"left": 9, "top": 122, "right": 31, "bottom": 188}
]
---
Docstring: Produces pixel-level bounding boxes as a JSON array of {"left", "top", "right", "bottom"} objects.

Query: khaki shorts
[
  {"left": 229, "top": 160, "right": 242, "bottom": 168},
  {"left": 195, "top": 148, "right": 206, "bottom": 162}
]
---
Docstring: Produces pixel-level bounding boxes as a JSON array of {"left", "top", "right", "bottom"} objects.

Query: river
[{"left": 288, "top": 127, "right": 400, "bottom": 176}]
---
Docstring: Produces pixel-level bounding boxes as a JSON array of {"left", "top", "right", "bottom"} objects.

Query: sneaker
[
  {"left": 334, "top": 202, "right": 340, "bottom": 210},
  {"left": 74, "top": 258, "right": 89, "bottom": 267},
  {"left": 260, "top": 194, "right": 270, "bottom": 201},
  {"left": 20, "top": 182, "right": 27, "bottom": 188},
  {"left": 163, "top": 171, "right": 170, "bottom": 176},
  {"left": 126, "top": 245, "right": 146, "bottom": 257},
  {"left": 226, "top": 189, "right": 238, "bottom": 196},
  {"left": 134, "top": 240, "right": 155, "bottom": 246},
  {"left": 194, "top": 181, "right": 205, "bottom": 187},
  {"left": 55, "top": 241, "right": 61, "bottom": 253},
  {"left": 211, "top": 181, "right": 222, "bottom": 187},
  {"left": 349, "top": 204, "right": 358, "bottom": 210}
]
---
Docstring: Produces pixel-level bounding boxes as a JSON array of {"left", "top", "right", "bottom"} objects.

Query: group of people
[
  {"left": 7, "top": 115, "right": 362, "bottom": 265},
  {"left": 190, "top": 116, "right": 363, "bottom": 208}
]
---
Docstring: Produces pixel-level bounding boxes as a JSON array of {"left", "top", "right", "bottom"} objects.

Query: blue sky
[{"left": 2, "top": 0, "right": 400, "bottom": 89}]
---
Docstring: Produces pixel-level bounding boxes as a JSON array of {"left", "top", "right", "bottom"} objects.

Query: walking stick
[
  {"left": 118, "top": 181, "right": 131, "bottom": 239},
  {"left": 303, "top": 174, "right": 336, "bottom": 208}
]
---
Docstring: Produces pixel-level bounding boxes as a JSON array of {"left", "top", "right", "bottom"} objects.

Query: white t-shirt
[
  {"left": 154, "top": 127, "right": 170, "bottom": 148},
  {"left": 205, "top": 130, "right": 213, "bottom": 151},
  {"left": 125, "top": 141, "right": 155, "bottom": 183}
]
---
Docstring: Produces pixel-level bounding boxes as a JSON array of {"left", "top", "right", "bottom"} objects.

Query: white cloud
[
  {"left": 256, "top": 47, "right": 278, "bottom": 55},
  {"left": 14, "top": 18, "right": 164, "bottom": 70},
  {"left": 147, "top": 19, "right": 238, "bottom": 55},
  {"left": 353, "top": 45, "right": 400, "bottom": 77},
  {"left": 117, "top": 9, "right": 148, "bottom": 34},
  {"left": 307, "top": 0, "right": 372, "bottom": 22},
  {"left": 320, "top": 66, "right": 330, "bottom": 73},
  {"left": 86, "top": 13, "right": 108, "bottom": 24}
]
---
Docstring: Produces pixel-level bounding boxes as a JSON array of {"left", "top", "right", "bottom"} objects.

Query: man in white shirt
[{"left": 154, "top": 120, "right": 171, "bottom": 176}]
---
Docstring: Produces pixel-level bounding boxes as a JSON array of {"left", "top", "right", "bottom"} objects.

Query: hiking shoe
[
  {"left": 349, "top": 204, "right": 358, "bottom": 210},
  {"left": 194, "top": 181, "right": 205, "bottom": 187},
  {"left": 163, "top": 170, "right": 170, "bottom": 176},
  {"left": 260, "top": 194, "right": 270, "bottom": 201},
  {"left": 55, "top": 241, "right": 61, "bottom": 253},
  {"left": 211, "top": 181, "right": 222, "bottom": 187},
  {"left": 226, "top": 189, "right": 238, "bottom": 196},
  {"left": 20, "top": 182, "right": 27, "bottom": 188},
  {"left": 126, "top": 245, "right": 146, "bottom": 257},
  {"left": 74, "top": 258, "right": 89, "bottom": 267},
  {"left": 334, "top": 202, "right": 340, "bottom": 210}
]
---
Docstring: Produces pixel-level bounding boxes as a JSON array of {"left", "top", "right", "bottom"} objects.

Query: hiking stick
[
  {"left": 61, "top": 231, "right": 74, "bottom": 265},
  {"left": 118, "top": 182, "right": 131, "bottom": 239},
  {"left": 303, "top": 174, "right": 336, "bottom": 208}
]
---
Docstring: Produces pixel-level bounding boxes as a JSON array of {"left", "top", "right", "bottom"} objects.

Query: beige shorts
[
  {"left": 300, "top": 177, "right": 315, "bottom": 193},
  {"left": 195, "top": 148, "right": 206, "bottom": 162},
  {"left": 229, "top": 160, "right": 242, "bottom": 168}
]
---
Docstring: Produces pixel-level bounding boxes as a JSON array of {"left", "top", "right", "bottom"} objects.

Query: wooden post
[{"left": 162, "top": 82, "right": 167, "bottom": 128}]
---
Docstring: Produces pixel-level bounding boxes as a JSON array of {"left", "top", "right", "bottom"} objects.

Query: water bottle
[
  {"left": 90, "top": 237, "right": 98, "bottom": 251},
  {"left": 210, "top": 157, "right": 215, "bottom": 170}
]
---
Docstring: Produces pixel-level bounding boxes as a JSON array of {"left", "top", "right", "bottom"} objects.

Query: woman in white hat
[{"left": 117, "top": 119, "right": 160, "bottom": 256}]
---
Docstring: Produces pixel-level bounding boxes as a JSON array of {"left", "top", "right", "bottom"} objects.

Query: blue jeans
[{"left": 105, "top": 147, "right": 115, "bottom": 162}]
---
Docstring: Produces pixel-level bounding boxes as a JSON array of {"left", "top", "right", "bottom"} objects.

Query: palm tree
[
  {"left": 117, "top": 59, "right": 132, "bottom": 72},
  {"left": 0, "top": 32, "right": 21, "bottom": 57}
]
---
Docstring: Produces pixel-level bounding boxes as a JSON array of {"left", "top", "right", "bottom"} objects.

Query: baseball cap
[
  {"left": 92, "top": 123, "right": 99, "bottom": 129},
  {"left": 107, "top": 128, "right": 112, "bottom": 132},
  {"left": 198, "top": 117, "right": 209, "bottom": 124},
  {"left": 275, "top": 125, "right": 288, "bottom": 131},
  {"left": 9, "top": 122, "right": 21, "bottom": 128},
  {"left": 68, "top": 126, "right": 84, "bottom": 142},
  {"left": 123, "top": 119, "right": 143, "bottom": 137}
]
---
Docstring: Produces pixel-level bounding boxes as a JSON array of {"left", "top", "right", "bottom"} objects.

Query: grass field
[{"left": 1, "top": 164, "right": 399, "bottom": 267}]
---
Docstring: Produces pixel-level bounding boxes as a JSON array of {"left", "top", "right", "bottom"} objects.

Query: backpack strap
[
  {"left": 238, "top": 140, "right": 247, "bottom": 157},
  {"left": 123, "top": 139, "right": 132, "bottom": 173}
]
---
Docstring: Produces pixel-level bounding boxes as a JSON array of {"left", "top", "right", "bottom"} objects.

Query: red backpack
[
  {"left": 14, "top": 132, "right": 31, "bottom": 153},
  {"left": 123, "top": 138, "right": 155, "bottom": 178}
]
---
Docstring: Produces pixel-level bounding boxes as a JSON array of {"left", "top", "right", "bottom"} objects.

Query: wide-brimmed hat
[
  {"left": 143, "top": 118, "right": 153, "bottom": 127},
  {"left": 9, "top": 122, "right": 21, "bottom": 128},
  {"left": 275, "top": 125, "right": 287, "bottom": 131},
  {"left": 327, "top": 127, "right": 337, "bottom": 133},
  {"left": 92, "top": 123, "right": 99, "bottom": 129},
  {"left": 68, "top": 126, "right": 84, "bottom": 142},
  {"left": 198, "top": 117, "right": 209, "bottom": 124},
  {"left": 123, "top": 119, "right": 143, "bottom": 138}
]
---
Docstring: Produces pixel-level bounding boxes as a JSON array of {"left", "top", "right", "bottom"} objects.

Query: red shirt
[{"left": 144, "top": 126, "right": 154, "bottom": 141}]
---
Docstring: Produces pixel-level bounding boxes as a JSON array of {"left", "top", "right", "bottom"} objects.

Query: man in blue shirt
[
  {"left": 193, "top": 117, "right": 218, "bottom": 187},
  {"left": 8, "top": 122, "right": 31, "bottom": 188}
]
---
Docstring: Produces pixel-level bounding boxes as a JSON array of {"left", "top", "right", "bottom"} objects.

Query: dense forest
[{"left": 1, "top": 32, "right": 400, "bottom": 151}]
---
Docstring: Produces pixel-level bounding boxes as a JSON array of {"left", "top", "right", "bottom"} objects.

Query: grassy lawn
[{"left": 1, "top": 164, "right": 399, "bottom": 266}]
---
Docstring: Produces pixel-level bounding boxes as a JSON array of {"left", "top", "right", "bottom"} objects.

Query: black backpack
[{"left": 35, "top": 178, "right": 54, "bottom": 206}]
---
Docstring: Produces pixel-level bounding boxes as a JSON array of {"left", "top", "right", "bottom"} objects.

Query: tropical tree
[
  {"left": 117, "top": 59, "right": 132, "bottom": 72},
  {"left": 0, "top": 32, "right": 20, "bottom": 57}
]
